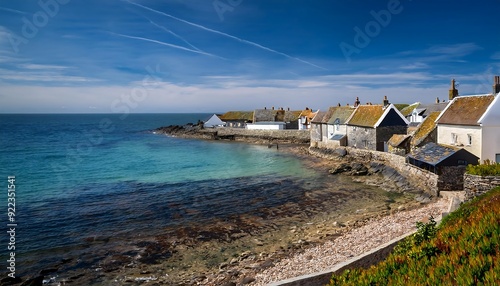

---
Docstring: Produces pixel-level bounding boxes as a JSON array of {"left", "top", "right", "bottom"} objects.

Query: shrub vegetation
[
  {"left": 467, "top": 159, "right": 500, "bottom": 176},
  {"left": 328, "top": 187, "right": 500, "bottom": 285}
]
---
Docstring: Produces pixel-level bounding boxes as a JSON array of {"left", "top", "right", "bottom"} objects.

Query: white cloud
[
  {"left": 0, "top": 69, "right": 100, "bottom": 82},
  {"left": 400, "top": 62, "right": 429, "bottom": 70},
  {"left": 0, "top": 79, "right": 448, "bottom": 114},
  {"left": 20, "top": 64, "right": 69, "bottom": 70},
  {"left": 425, "top": 43, "right": 481, "bottom": 56}
]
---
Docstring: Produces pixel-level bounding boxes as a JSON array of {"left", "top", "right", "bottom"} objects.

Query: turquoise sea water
[{"left": 0, "top": 114, "right": 320, "bottom": 279}]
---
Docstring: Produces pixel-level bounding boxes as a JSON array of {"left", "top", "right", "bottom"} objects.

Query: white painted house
[
  {"left": 478, "top": 93, "right": 500, "bottom": 162},
  {"left": 203, "top": 114, "right": 226, "bottom": 128},
  {"left": 436, "top": 94, "right": 497, "bottom": 163},
  {"left": 246, "top": 122, "right": 286, "bottom": 130}
]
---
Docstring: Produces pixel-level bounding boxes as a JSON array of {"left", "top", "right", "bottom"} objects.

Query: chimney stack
[
  {"left": 337, "top": 103, "right": 341, "bottom": 107},
  {"left": 383, "top": 95, "right": 389, "bottom": 106},
  {"left": 272, "top": 106, "right": 274, "bottom": 110},
  {"left": 354, "top": 96, "right": 360, "bottom": 107},
  {"left": 449, "top": 79, "right": 458, "bottom": 100},
  {"left": 493, "top": 75, "right": 500, "bottom": 95}
]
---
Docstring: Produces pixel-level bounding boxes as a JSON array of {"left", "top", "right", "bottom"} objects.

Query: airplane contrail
[
  {"left": 0, "top": 6, "right": 27, "bottom": 15},
  {"left": 109, "top": 32, "right": 221, "bottom": 58},
  {"left": 125, "top": 0, "right": 327, "bottom": 70},
  {"left": 144, "top": 16, "right": 203, "bottom": 52}
]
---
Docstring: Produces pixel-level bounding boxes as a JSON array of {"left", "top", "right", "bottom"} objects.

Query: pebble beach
[{"left": 253, "top": 198, "right": 448, "bottom": 285}]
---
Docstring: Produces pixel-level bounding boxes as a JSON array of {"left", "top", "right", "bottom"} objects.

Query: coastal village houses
[
  {"left": 311, "top": 97, "right": 409, "bottom": 151},
  {"left": 345, "top": 97, "right": 409, "bottom": 151},
  {"left": 298, "top": 108, "right": 318, "bottom": 130},
  {"left": 219, "top": 111, "right": 254, "bottom": 128},
  {"left": 435, "top": 77, "right": 500, "bottom": 163},
  {"left": 246, "top": 107, "right": 297, "bottom": 130},
  {"left": 310, "top": 104, "right": 355, "bottom": 148}
]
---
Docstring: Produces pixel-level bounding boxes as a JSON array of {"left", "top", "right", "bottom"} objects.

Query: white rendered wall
[{"left": 437, "top": 124, "right": 482, "bottom": 159}]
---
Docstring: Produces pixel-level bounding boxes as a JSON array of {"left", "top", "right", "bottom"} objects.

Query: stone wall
[
  {"left": 438, "top": 166, "right": 467, "bottom": 191},
  {"left": 309, "top": 147, "right": 439, "bottom": 197},
  {"left": 347, "top": 126, "right": 377, "bottom": 150},
  {"left": 376, "top": 126, "right": 407, "bottom": 150},
  {"left": 314, "top": 140, "right": 342, "bottom": 149},
  {"left": 206, "top": 128, "right": 310, "bottom": 144},
  {"left": 463, "top": 173, "right": 500, "bottom": 201},
  {"left": 310, "top": 123, "right": 322, "bottom": 143}
]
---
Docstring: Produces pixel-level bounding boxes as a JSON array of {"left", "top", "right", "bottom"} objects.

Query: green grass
[
  {"left": 328, "top": 187, "right": 500, "bottom": 285},
  {"left": 467, "top": 159, "right": 500, "bottom": 176}
]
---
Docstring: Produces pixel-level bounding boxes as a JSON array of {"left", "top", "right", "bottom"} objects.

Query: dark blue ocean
[{"left": 0, "top": 114, "right": 321, "bottom": 280}]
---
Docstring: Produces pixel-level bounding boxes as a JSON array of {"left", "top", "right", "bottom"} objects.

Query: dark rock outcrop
[{"left": 329, "top": 162, "right": 369, "bottom": 176}]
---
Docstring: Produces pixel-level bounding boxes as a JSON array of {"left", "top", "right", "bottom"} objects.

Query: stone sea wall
[
  {"left": 309, "top": 147, "right": 439, "bottom": 197},
  {"left": 463, "top": 174, "right": 500, "bottom": 201},
  {"left": 156, "top": 125, "right": 311, "bottom": 144},
  {"left": 208, "top": 128, "right": 310, "bottom": 143}
]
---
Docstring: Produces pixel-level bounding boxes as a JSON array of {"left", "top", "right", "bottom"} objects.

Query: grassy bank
[{"left": 329, "top": 187, "right": 500, "bottom": 285}]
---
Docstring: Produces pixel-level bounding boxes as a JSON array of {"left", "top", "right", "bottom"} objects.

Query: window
[
  {"left": 467, "top": 134, "right": 472, "bottom": 145},
  {"left": 496, "top": 154, "right": 500, "bottom": 163},
  {"left": 451, "top": 133, "right": 458, "bottom": 145},
  {"left": 458, "top": 160, "right": 467, "bottom": 166},
  {"left": 363, "top": 140, "right": 368, "bottom": 148}
]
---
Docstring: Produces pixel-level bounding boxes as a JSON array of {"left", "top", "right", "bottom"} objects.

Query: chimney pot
[
  {"left": 383, "top": 96, "right": 389, "bottom": 106},
  {"left": 272, "top": 106, "right": 274, "bottom": 110},
  {"left": 354, "top": 96, "right": 361, "bottom": 107},
  {"left": 493, "top": 75, "right": 500, "bottom": 95},
  {"left": 436, "top": 97, "right": 440, "bottom": 104},
  {"left": 449, "top": 78, "right": 459, "bottom": 100}
]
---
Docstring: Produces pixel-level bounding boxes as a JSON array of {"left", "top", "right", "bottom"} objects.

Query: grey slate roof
[
  {"left": 407, "top": 142, "right": 461, "bottom": 166},
  {"left": 418, "top": 102, "right": 449, "bottom": 117},
  {"left": 311, "top": 111, "right": 327, "bottom": 123}
]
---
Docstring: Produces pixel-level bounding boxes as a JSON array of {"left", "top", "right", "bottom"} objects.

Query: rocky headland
[{"left": 154, "top": 124, "right": 310, "bottom": 145}]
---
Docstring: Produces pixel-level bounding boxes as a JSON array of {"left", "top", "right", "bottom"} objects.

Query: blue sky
[{"left": 0, "top": 0, "right": 499, "bottom": 113}]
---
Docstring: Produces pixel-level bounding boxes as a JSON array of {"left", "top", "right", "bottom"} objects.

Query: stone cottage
[{"left": 345, "top": 98, "right": 409, "bottom": 151}]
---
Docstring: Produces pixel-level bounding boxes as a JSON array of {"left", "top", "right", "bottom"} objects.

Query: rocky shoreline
[
  {"left": 15, "top": 127, "right": 446, "bottom": 286},
  {"left": 144, "top": 126, "right": 444, "bottom": 285}
]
